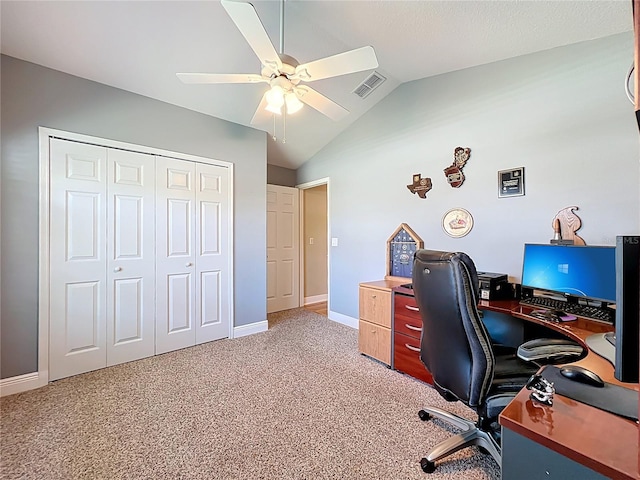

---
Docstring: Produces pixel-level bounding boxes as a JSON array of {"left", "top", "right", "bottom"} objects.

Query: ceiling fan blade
[
  {"left": 292, "top": 46, "right": 378, "bottom": 82},
  {"left": 177, "top": 73, "right": 267, "bottom": 84},
  {"left": 295, "top": 86, "right": 348, "bottom": 121},
  {"left": 250, "top": 91, "right": 274, "bottom": 125},
  {"left": 221, "top": 0, "right": 282, "bottom": 74}
]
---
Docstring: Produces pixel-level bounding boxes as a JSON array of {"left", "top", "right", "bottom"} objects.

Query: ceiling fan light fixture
[
  {"left": 285, "top": 93, "right": 303, "bottom": 114},
  {"left": 266, "top": 85, "right": 285, "bottom": 109}
]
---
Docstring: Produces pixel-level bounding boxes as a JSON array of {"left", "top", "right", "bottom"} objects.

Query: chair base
[{"left": 418, "top": 406, "right": 501, "bottom": 472}]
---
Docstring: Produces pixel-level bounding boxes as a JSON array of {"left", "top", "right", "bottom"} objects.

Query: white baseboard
[
  {"left": 0, "top": 372, "right": 47, "bottom": 397},
  {"left": 304, "top": 294, "right": 327, "bottom": 305},
  {"left": 328, "top": 310, "right": 358, "bottom": 329},
  {"left": 233, "top": 320, "right": 268, "bottom": 338}
]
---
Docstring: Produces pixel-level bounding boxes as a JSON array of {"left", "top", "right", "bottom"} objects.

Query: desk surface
[{"left": 484, "top": 300, "right": 639, "bottom": 480}]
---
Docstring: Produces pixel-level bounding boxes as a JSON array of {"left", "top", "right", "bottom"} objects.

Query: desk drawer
[
  {"left": 393, "top": 332, "right": 433, "bottom": 385},
  {"left": 394, "top": 293, "right": 423, "bottom": 338}
]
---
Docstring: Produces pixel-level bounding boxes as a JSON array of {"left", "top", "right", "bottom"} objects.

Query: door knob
[
  {"left": 114, "top": 267, "right": 122, "bottom": 272},
  {"left": 186, "top": 262, "right": 193, "bottom": 267}
]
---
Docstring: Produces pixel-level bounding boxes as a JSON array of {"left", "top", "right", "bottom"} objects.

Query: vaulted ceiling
[{"left": 1, "top": 1, "right": 633, "bottom": 169}]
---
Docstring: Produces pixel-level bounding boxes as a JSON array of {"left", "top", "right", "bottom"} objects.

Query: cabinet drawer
[
  {"left": 394, "top": 293, "right": 423, "bottom": 338},
  {"left": 358, "top": 320, "right": 391, "bottom": 365},
  {"left": 393, "top": 332, "right": 433, "bottom": 385},
  {"left": 359, "top": 287, "right": 391, "bottom": 328}
]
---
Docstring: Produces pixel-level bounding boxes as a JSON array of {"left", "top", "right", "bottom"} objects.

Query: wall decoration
[
  {"left": 550, "top": 206, "right": 586, "bottom": 245},
  {"left": 444, "top": 147, "right": 471, "bottom": 188},
  {"left": 498, "top": 167, "right": 525, "bottom": 198},
  {"left": 442, "top": 208, "right": 473, "bottom": 238},
  {"left": 386, "top": 223, "right": 423, "bottom": 279},
  {"left": 407, "top": 173, "right": 433, "bottom": 198}
]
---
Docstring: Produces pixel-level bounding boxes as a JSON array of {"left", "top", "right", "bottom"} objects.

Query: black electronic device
[
  {"left": 477, "top": 271, "right": 509, "bottom": 300},
  {"left": 559, "top": 365, "right": 605, "bottom": 388},
  {"left": 614, "top": 235, "right": 639, "bottom": 383}
]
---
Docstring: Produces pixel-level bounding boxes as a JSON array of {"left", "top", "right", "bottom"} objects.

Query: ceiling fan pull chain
[
  {"left": 272, "top": 114, "right": 277, "bottom": 142},
  {"left": 283, "top": 113, "right": 286, "bottom": 144}
]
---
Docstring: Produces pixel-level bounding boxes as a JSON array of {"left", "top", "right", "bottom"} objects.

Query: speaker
[{"left": 614, "top": 235, "right": 639, "bottom": 383}]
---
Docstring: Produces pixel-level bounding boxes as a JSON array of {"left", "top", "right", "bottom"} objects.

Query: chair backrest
[{"left": 412, "top": 250, "right": 495, "bottom": 408}]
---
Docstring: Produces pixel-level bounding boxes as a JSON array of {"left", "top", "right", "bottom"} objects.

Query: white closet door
[
  {"left": 195, "top": 162, "right": 230, "bottom": 344},
  {"left": 155, "top": 157, "right": 197, "bottom": 354},
  {"left": 50, "top": 139, "right": 108, "bottom": 381},
  {"left": 106, "top": 149, "right": 156, "bottom": 366},
  {"left": 267, "top": 185, "right": 300, "bottom": 313}
]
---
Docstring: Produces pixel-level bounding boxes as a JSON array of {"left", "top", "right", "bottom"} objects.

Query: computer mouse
[
  {"left": 548, "top": 309, "right": 566, "bottom": 317},
  {"left": 559, "top": 365, "right": 605, "bottom": 388}
]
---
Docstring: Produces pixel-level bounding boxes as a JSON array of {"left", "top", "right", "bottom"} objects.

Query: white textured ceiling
[{"left": 1, "top": 1, "right": 633, "bottom": 169}]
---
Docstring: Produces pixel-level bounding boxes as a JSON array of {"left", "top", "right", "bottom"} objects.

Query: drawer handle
[
  {"left": 405, "top": 305, "right": 419, "bottom": 312},
  {"left": 405, "top": 323, "right": 422, "bottom": 332},
  {"left": 405, "top": 343, "right": 421, "bottom": 352}
]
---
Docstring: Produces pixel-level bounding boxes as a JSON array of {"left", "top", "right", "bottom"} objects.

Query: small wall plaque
[
  {"left": 444, "top": 147, "right": 471, "bottom": 188},
  {"left": 498, "top": 167, "right": 525, "bottom": 198},
  {"left": 407, "top": 174, "right": 433, "bottom": 198},
  {"left": 442, "top": 208, "right": 473, "bottom": 238}
]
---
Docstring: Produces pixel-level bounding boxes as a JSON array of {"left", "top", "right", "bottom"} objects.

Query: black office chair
[{"left": 412, "top": 250, "right": 538, "bottom": 473}]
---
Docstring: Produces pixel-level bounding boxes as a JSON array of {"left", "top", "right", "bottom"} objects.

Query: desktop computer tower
[{"left": 615, "top": 235, "right": 639, "bottom": 383}]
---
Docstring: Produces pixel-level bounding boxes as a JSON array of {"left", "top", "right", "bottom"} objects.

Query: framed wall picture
[{"left": 498, "top": 167, "right": 525, "bottom": 198}]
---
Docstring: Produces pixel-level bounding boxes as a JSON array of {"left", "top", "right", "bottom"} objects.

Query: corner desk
[{"left": 359, "top": 281, "right": 639, "bottom": 480}]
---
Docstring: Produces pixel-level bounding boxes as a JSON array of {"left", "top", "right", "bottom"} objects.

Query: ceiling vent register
[{"left": 353, "top": 72, "right": 386, "bottom": 98}]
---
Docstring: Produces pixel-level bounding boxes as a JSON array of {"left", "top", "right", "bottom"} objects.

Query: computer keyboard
[{"left": 520, "top": 296, "right": 614, "bottom": 323}]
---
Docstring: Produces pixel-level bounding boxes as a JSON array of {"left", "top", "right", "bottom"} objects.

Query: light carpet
[{"left": 1, "top": 308, "right": 500, "bottom": 479}]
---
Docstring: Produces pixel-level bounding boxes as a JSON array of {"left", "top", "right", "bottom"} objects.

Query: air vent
[{"left": 353, "top": 71, "right": 386, "bottom": 99}]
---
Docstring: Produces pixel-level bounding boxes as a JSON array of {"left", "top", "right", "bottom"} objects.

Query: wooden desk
[{"left": 484, "top": 300, "right": 639, "bottom": 480}]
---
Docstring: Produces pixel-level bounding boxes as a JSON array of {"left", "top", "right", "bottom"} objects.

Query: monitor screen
[{"left": 521, "top": 244, "right": 616, "bottom": 303}]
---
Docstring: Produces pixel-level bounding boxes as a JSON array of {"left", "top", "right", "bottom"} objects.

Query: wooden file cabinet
[
  {"left": 393, "top": 291, "right": 433, "bottom": 385},
  {"left": 358, "top": 282, "right": 392, "bottom": 365}
]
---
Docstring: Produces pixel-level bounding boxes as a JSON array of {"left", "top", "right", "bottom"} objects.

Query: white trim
[
  {"left": 296, "top": 177, "right": 330, "bottom": 318},
  {"left": 304, "top": 294, "right": 327, "bottom": 305},
  {"left": 0, "top": 372, "right": 47, "bottom": 397},
  {"left": 328, "top": 311, "right": 358, "bottom": 329},
  {"left": 37, "top": 127, "right": 235, "bottom": 391},
  {"left": 233, "top": 321, "right": 268, "bottom": 338}
]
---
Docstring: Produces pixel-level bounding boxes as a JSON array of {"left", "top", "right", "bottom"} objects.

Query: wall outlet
[
  {"left": 331, "top": 237, "right": 338, "bottom": 247},
  {"left": 309, "top": 237, "right": 314, "bottom": 245}
]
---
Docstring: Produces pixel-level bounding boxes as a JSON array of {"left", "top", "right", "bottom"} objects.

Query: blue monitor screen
[{"left": 521, "top": 244, "right": 616, "bottom": 303}]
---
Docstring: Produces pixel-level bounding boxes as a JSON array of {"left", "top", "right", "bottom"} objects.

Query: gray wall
[
  {"left": 298, "top": 33, "right": 640, "bottom": 320},
  {"left": 1, "top": 55, "right": 268, "bottom": 379},
  {"left": 267, "top": 164, "right": 297, "bottom": 187}
]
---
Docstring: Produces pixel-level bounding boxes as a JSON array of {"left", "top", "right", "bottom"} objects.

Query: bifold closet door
[
  {"left": 106, "top": 149, "right": 156, "bottom": 367},
  {"left": 155, "top": 157, "right": 230, "bottom": 355},
  {"left": 50, "top": 140, "right": 108, "bottom": 381},
  {"left": 50, "top": 139, "right": 157, "bottom": 380}
]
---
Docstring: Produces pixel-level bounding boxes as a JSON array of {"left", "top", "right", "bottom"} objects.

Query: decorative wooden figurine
[{"left": 551, "top": 206, "right": 586, "bottom": 245}]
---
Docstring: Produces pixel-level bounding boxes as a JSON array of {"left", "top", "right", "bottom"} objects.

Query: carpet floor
[{"left": 1, "top": 308, "right": 500, "bottom": 479}]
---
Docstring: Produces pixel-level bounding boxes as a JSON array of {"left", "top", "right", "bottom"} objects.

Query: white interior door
[
  {"left": 155, "top": 157, "right": 197, "bottom": 354},
  {"left": 267, "top": 184, "right": 300, "bottom": 313},
  {"left": 106, "top": 149, "right": 156, "bottom": 366},
  {"left": 195, "top": 163, "right": 230, "bottom": 344},
  {"left": 50, "top": 139, "right": 108, "bottom": 381}
]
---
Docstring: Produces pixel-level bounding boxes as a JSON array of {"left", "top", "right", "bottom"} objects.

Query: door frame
[
  {"left": 37, "top": 127, "right": 234, "bottom": 387},
  {"left": 296, "top": 177, "right": 330, "bottom": 312}
]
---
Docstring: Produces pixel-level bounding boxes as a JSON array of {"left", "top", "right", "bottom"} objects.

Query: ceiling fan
[{"left": 177, "top": 0, "right": 379, "bottom": 124}]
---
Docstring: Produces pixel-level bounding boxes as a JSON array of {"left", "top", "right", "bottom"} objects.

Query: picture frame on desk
[{"left": 498, "top": 167, "right": 525, "bottom": 198}]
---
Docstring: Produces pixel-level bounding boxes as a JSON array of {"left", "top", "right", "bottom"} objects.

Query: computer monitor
[{"left": 521, "top": 244, "right": 616, "bottom": 305}]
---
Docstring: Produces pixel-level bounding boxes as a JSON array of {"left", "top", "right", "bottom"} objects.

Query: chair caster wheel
[
  {"left": 420, "top": 458, "right": 436, "bottom": 473},
  {"left": 418, "top": 410, "right": 431, "bottom": 421}
]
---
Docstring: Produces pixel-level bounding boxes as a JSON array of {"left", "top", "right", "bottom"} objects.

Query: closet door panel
[
  {"left": 156, "top": 157, "right": 197, "bottom": 354},
  {"left": 106, "top": 149, "right": 156, "bottom": 366},
  {"left": 195, "top": 163, "right": 230, "bottom": 344},
  {"left": 50, "top": 139, "right": 108, "bottom": 381}
]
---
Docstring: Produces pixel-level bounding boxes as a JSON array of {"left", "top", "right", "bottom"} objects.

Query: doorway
[{"left": 298, "top": 179, "right": 329, "bottom": 314}]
